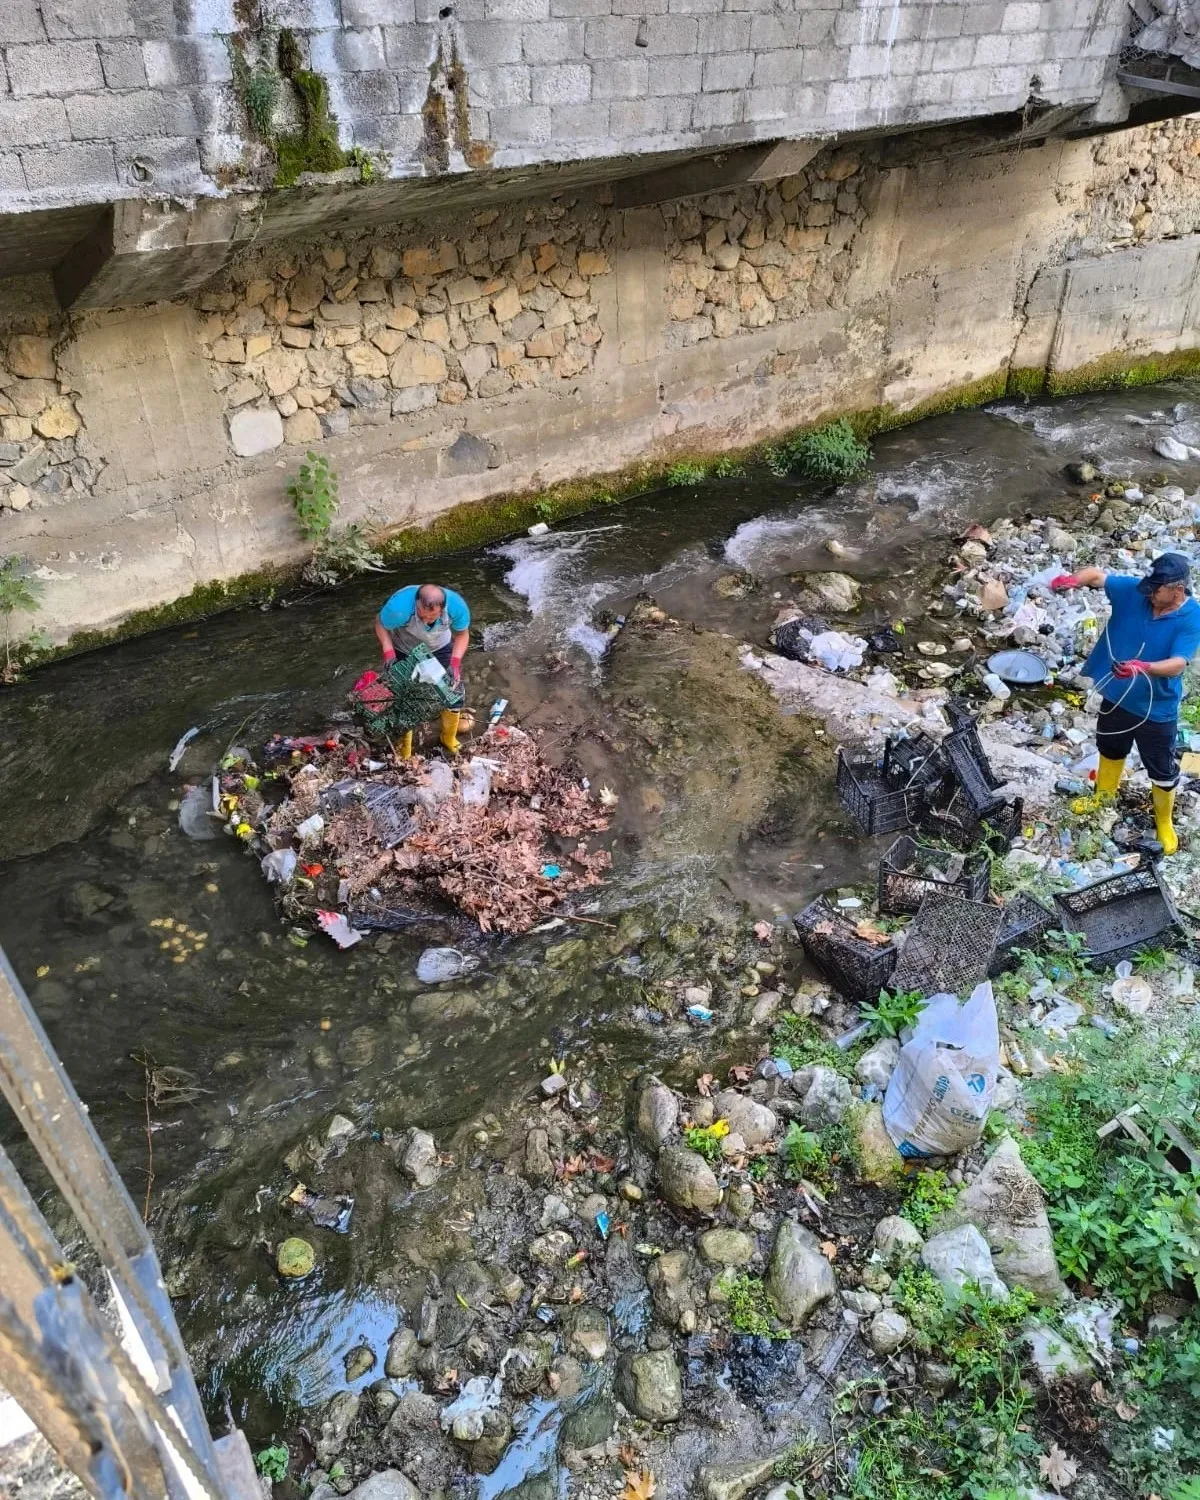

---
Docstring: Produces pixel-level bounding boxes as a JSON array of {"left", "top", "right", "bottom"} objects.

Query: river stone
[
  {"left": 872, "top": 1215, "right": 925, "bottom": 1269},
  {"left": 936, "top": 1135, "right": 1066, "bottom": 1303},
  {"left": 559, "top": 1392, "right": 616, "bottom": 1451},
  {"left": 1023, "top": 1321, "right": 1094, "bottom": 1385},
  {"left": 316, "top": 1390, "right": 360, "bottom": 1464},
  {"left": 616, "top": 1348, "right": 682, "bottom": 1422},
  {"left": 385, "top": 1327, "right": 418, "bottom": 1378},
  {"left": 921, "top": 1224, "right": 1008, "bottom": 1302},
  {"left": 792, "top": 571, "right": 861, "bottom": 613},
  {"left": 466, "top": 1409, "right": 512, "bottom": 1472},
  {"left": 765, "top": 1218, "right": 836, "bottom": 1327},
  {"left": 855, "top": 1038, "right": 900, "bottom": 1089},
  {"left": 401, "top": 1129, "right": 439, "bottom": 1188},
  {"left": 529, "top": 1230, "right": 574, "bottom": 1266},
  {"left": 1155, "top": 435, "right": 1189, "bottom": 462},
  {"left": 345, "top": 1472, "right": 420, "bottom": 1500},
  {"left": 658, "top": 1146, "right": 721, "bottom": 1211},
  {"left": 851, "top": 1103, "right": 903, "bottom": 1185},
  {"left": 867, "top": 1310, "right": 909, "bottom": 1354},
  {"left": 713, "top": 1090, "right": 778, "bottom": 1147},
  {"left": 842, "top": 1289, "right": 882, "bottom": 1315},
  {"left": 632, "top": 1074, "right": 678, "bottom": 1151},
  {"left": 792, "top": 1064, "right": 852, "bottom": 1127},
  {"left": 698, "top": 1455, "right": 780, "bottom": 1500},
  {"left": 525, "top": 1127, "right": 555, "bottom": 1183},
  {"left": 344, "top": 1343, "right": 376, "bottom": 1381},
  {"left": 566, "top": 1305, "right": 609, "bottom": 1361},
  {"left": 699, "top": 1228, "right": 756, "bottom": 1266},
  {"left": 277, "top": 1237, "right": 315, "bottom": 1278},
  {"left": 440, "top": 1261, "right": 491, "bottom": 1344},
  {"left": 647, "top": 1248, "right": 695, "bottom": 1325}
]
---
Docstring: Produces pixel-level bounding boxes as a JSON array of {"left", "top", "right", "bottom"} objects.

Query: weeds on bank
[
  {"left": 901, "top": 1168, "right": 959, "bottom": 1233},
  {"left": 765, "top": 419, "right": 872, "bottom": 484},
  {"left": 0, "top": 553, "right": 48, "bottom": 683},
  {"left": 725, "top": 1272, "right": 784, "bottom": 1338},
  {"left": 771, "top": 1013, "right": 845, "bottom": 1071},
  {"left": 1117, "top": 1314, "right": 1200, "bottom": 1496},
  {"left": 837, "top": 1278, "right": 1038, "bottom": 1500},
  {"left": 287, "top": 452, "right": 386, "bottom": 587},
  {"left": 683, "top": 1121, "right": 727, "bottom": 1166},
  {"left": 861, "top": 988, "right": 925, "bottom": 1040}
]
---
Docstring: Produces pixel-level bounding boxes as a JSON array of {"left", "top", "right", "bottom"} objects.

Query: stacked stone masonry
[
  {"left": 199, "top": 200, "right": 613, "bottom": 456},
  {"left": 0, "top": 315, "right": 97, "bottom": 513},
  {"left": 0, "top": 0, "right": 1129, "bottom": 211}
]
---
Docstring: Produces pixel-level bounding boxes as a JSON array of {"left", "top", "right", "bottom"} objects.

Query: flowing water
[{"left": 2, "top": 383, "right": 1198, "bottom": 1445}]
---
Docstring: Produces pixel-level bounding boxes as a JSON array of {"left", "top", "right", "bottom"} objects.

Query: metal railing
[{"left": 0, "top": 945, "right": 257, "bottom": 1500}]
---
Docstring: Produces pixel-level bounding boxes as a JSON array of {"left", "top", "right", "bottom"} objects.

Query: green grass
[
  {"left": 726, "top": 1273, "right": 784, "bottom": 1338},
  {"left": 771, "top": 1013, "right": 844, "bottom": 1071},
  {"left": 902, "top": 1168, "right": 960, "bottom": 1234}
]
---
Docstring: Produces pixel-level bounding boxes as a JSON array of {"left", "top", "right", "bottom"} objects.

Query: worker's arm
[
  {"left": 1051, "top": 566, "right": 1106, "bottom": 591},
  {"left": 449, "top": 627, "right": 469, "bottom": 684},
  {"left": 374, "top": 614, "right": 396, "bottom": 663}
]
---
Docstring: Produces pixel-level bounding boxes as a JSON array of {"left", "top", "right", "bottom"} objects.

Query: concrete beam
[{"left": 611, "top": 139, "right": 823, "bottom": 209}]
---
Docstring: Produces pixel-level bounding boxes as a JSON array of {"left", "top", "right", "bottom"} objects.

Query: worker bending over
[
  {"left": 374, "top": 582, "right": 470, "bottom": 756},
  {"left": 1052, "top": 553, "right": 1200, "bottom": 854}
]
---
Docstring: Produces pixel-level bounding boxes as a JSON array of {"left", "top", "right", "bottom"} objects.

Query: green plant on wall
[
  {"left": 765, "top": 418, "right": 872, "bottom": 483},
  {"left": 228, "top": 37, "right": 280, "bottom": 140},
  {"left": 0, "top": 553, "right": 46, "bottom": 683},
  {"left": 274, "top": 29, "right": 352, "bottom": 187},
  {"left": 288, "top": 450, "right": 339, "bottom": 540}
]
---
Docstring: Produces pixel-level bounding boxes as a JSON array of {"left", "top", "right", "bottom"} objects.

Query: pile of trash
[{"left": 205, "top": 724, "right": 612, "bottom": 938}]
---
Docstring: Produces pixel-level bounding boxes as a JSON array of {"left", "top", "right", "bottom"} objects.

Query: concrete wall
[
  {"left": 0, "top": 0, "right": 1129, "bottom": 216},
  {"left": 3, "top": 114, "right": 1200, "bottom": 646}
]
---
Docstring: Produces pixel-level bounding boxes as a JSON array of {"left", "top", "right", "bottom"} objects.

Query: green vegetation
[
  {"left": 666, "top": 461, "right": 708, "bottom": 486},
  {"left": 1021, "top": 1027, "right": 1200, "bottom": 1310},
  {"left": 862, "top": 988, "right": 926, "bottom": 1040},
  {"left": 0, "top": 553, "right": 46, "bottom": 683},
  {"left": 287, "top": 453, "right": 385, "bottom": 588},
  {"left": 726, "top": 1273, "right": 784, "bottom": 1338},
  {"left": 782, "top": 1122, "right": 829, "bottom": 1181},
  {"left": 902, "top": 1168, "right": 959, "bottom": 1234},
  {"left": 1117, "top": 1315, "right": 1200, "bottom": 1496},
  {"left": 837, "top": 1279, "right": 1038, "bottom": 1499},
  {"left": 288, "top": 450, "right": 339, "bottom": 540},
  {"left": 228, "top": 38, "right": 280, "bottom": 139},
  {"left": 304, "top": 524, "right": 386, "bottom": 589},
  {"left": 771, "top": 1013, "right": 843, "bottom": 1071},
  {"left": 766, "top": 417, "right": 872, "bottom": 483},
  {"left": 683, "top": 1122, "right": 726, "bottom": 1167},
  {"left": 253, "top": 1445, "right": 289, "bottom": 1482}
]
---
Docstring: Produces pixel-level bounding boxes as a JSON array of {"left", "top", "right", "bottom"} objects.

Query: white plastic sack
[
  {"left": 809, "top": 630, "right": 867, "bottom": 672},
  {"left": 261, "top": 848, "right": 298, "bottom": 884},
  {"left": 416, "top": 946, "right": 479, "bottom": 984},
  {"left": 882, "top": 981, "right": 1000, "bottom": 1159}
]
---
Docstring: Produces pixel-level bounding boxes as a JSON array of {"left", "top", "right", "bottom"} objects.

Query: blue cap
[{"left": 1138, "top": 552, "right": 1191, "bottom": 596}]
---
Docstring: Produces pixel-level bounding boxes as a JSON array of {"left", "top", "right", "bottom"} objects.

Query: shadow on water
[{"left": 2, "top": 381, "right": 1198, "bottom": 1436}]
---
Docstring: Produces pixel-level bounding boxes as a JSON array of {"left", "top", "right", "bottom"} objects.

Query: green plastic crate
[{"left": 353, "top": 643, "right": 465, "bottom": 734}]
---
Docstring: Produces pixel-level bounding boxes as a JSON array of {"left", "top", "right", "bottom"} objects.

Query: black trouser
[{"left": 1096, "top": 699, "right": 1179, "bottom": 789}]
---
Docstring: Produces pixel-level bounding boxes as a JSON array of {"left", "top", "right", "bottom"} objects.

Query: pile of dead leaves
[{"left": 245, "top": 724, "right": 611, "bottom": 935}]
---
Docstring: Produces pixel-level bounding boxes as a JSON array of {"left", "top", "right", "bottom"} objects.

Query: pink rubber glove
[
  {"left": 382, "top": 645, "right": 397, "bottom": 667},
  {"left": 1112, "top": 659, "right": 1150, "bottom": 679},
  {"left": 1049, "top": 574, "right": 1081, "bottom": 592},
  {"left": 450, "top": 654, "right": 463, "bottom": 686}
]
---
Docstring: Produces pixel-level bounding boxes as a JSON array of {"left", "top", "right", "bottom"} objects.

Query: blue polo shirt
[
  {"left": 1082, "top": 573, "right": 1200, "bottom": 722},
  {"left": 379, "top": 586, "right": 470, "bottom": 634}
]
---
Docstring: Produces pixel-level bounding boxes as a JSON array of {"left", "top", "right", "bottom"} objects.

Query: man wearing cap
[
  {"left": 1052, "top": 553, "right": 1200, "bottom": 853},
  {"left": 373, "top": 582, "right": 470, "bottom": 755}
]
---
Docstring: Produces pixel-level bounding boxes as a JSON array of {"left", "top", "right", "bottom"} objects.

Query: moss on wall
[{"left": 1043, "top": 345, "right": 1200, "bottom": 396}]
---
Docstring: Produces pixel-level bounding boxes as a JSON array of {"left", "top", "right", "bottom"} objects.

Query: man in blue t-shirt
[
  {"left": 373, "top": 582, "right": 471, "bottom": 755},
  {"left": 1052, "top": 552, "right": 1200, "bottom": 854}
]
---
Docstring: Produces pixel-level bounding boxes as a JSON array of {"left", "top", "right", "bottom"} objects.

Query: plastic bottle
[{"left": 983, "top": 672, "right": 1012, "bottom": 701}]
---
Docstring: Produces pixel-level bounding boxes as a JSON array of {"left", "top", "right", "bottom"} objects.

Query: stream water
[{"left": 3, "top": 382, "right": 1199, "bottom": 1451}]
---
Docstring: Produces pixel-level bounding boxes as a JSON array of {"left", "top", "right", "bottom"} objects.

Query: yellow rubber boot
[
  {"left": 1072, "top": 755, "right": 1126, "bottom": 814},
  {"left": 1153, "top": 784, "right": 1179, "bottom": 855},
  {"left": 440, "top": 709, "right": 461, "bottom": 755},
  {"left": 398, "top": 730, "right": 413, "bottom": 760}
]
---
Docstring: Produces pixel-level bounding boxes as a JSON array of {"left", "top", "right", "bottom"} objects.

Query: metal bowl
[{"left": 987, "top": 648, "right": 1050, "bottom": 686}]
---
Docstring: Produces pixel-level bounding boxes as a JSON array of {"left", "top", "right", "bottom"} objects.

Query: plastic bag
[
  {"left": 882, "top": 981, "right": 1000, "bottom": 1158},
  {"left": 416, "top": 947, "right": 479, "bottom": 984},
  {"left": 809, "top": 630, "right": 867, "bottom": 672},
  {"left": 178, "top": 783, "right": 218, "bottom": 841},
  {"left": 262, "top": 848, "right": 298, "bottom": 884}
]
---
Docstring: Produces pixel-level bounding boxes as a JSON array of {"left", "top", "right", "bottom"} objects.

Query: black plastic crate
[
  {"left": 989, "top": 891, "right": 1057, "bottom": 975},
  {"left": 877, "top": 834, "right": 991, "bottom": 916},
  {"left": 1053, "top": 858, "right": 1186, "bottom": 969},
  {"left": 943, "top": 723, "right": 1006, "bottom": 817},
  {"left": 882, "top": 731, "right": 945, "bottom": 792},
  {"left": 921, "top": 791, "right": 1024, "bottom": 852},
  {"left": 836, "top": 749, "right": 927, "bottom": 836},
  {"left": 890, "top": 890, "right": 1005, "bottom": 996},
  {"left": 794, "top": 896, "right": 899, "bottom": 1004}
]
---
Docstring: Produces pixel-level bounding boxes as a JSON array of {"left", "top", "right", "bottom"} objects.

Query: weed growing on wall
[
  {"left": 286, "top": 453, "right": 385, "bottom": 588},
  {"left": 288, "top": 450, "right": 338, "bottom": 540},
  {"left": 766, "top": 418, "right": 872, "bottom": 483},
  {"left": 0, "top": 554, "right": 45, "bottom": 683}
]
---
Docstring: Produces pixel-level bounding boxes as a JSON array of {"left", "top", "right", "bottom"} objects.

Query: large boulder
[
  {"left": 765, "top": 1218, "right": 837, "bottom": 1327},
  {"left": 647, "top": 1249, "right": 696, "bottom": 1326},
  {"left": 713, "top": 1090, "right": 778, "bottom": 1147},
  {"left": 792, "top": 1064, "right": 852, "bottom": 1127},
  {"left": 921, "top": 1224, "right": 1008, "bottom": 1302},
  {"left": 632, "top": 1075, "right": 678, "bottom": 1152},
  {"left": 855, "top": 1038, "right": 900, "bottom": 1089},
  {"left": 658, "top": 1146, "right": 722, "bottom": 1211},
  {"left": 850, "top": 1103, "right": 903, "bottom": 1185},
  {"left": 792, "top": 571, "right": 862, "bottom": 614},
  {"left": 936, "top": 1135, "right": 1066, "bottom": 1304},
  {"left": 616, "top": 1349, "right": 682, "bottom": 1422}
]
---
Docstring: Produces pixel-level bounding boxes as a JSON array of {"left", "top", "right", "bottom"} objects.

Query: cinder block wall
[{"left": 0, "top": 0, "right": 1129, "bottom": 211}]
